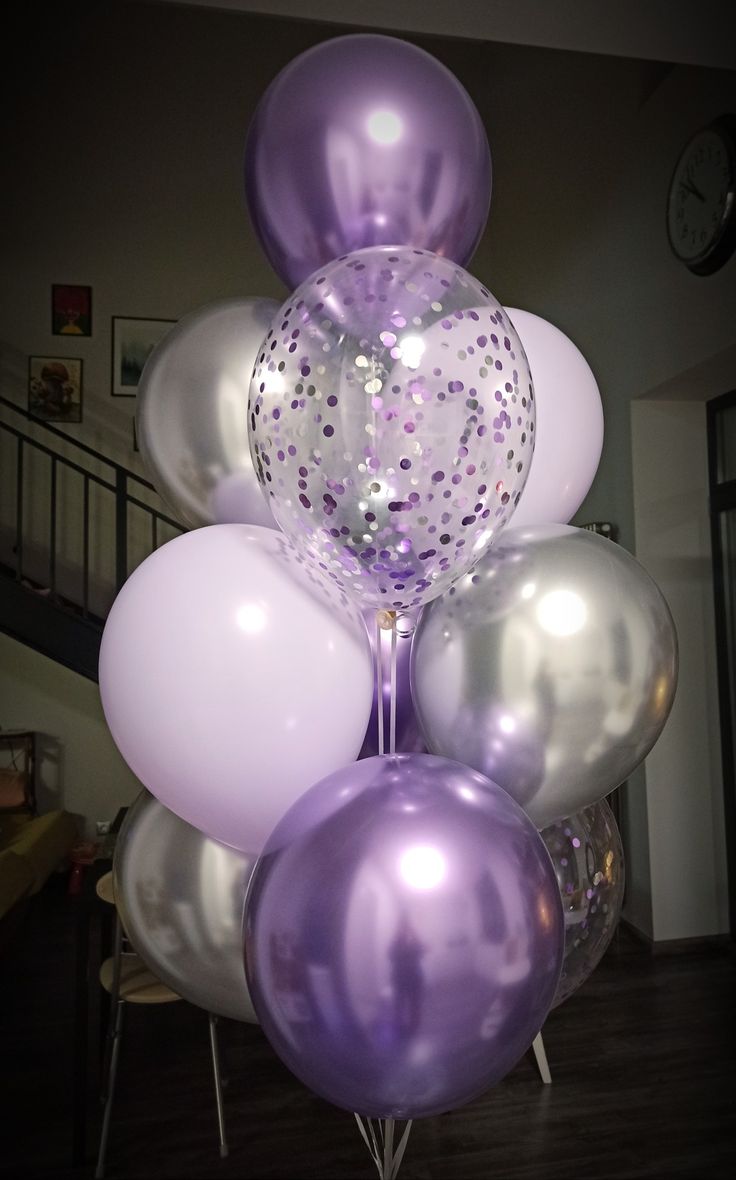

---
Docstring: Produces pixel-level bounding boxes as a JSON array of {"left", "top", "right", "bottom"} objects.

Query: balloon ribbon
[
  {"left": 354, "top": 1114, "right": 413, "bottom": 1179},
  {"left": 356, "top": 615, "right": 408, "bottom": 1176},
  {"left": 374, "top": 610, "right": 399, "bottom": 757}
]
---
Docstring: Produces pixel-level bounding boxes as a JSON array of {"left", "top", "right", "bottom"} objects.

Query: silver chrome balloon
[
  {"left": 542, "top": 798, "right": 625, "bottom": 1006},
  {"left": 411, "top": 524, "right": 678, "bottom": 829},
  {"left": 113, "top": 790, "right": 257, "bottom": 1022},
  {"left": 137, "top": 297, "right": 279, "bottom": 530}
]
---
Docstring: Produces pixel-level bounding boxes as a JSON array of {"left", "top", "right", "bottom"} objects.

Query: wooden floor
[{"left": 1, "top": 876, "right": 734, "bottom": 1180}]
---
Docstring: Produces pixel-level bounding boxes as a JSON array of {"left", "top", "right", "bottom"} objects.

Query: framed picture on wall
[
  {"left": 28, "top": 356, "right": 83, "bottom": 422},
  {"left": 51, "top": 284, "right": 92, "bottom": 336},
  {"left": 111, "top": 315, "right": 175, "bottom": 397}
]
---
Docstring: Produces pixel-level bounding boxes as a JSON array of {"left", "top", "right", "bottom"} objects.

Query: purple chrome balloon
[
  {"left": 244, "top": 753, "right": 563, "bottom": 1119},
  {"left": 244, "top": 34, "right": 492, "bottom": 290}
]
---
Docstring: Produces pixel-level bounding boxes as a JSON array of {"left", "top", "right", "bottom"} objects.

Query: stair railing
[{"left": 0, "top": 394, "right": 184, "bottom": 623}]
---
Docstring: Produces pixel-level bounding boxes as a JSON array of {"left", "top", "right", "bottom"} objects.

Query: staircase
[{"left": 0, "top": 395, "right": 184, "bottom": 681}]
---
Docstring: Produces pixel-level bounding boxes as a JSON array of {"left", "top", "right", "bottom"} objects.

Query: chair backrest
[
  {"left": 96, "top": 869, "right": 181, "bottom": 1004},
  {"left": 96, "top": 871, "right": 115, "bottom": 906},
  {"left": 0, "top": 732, "right": 36, "bottom": 814}
]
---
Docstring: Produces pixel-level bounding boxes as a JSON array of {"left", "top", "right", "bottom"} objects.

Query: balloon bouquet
[{"left": 99, "top": 33, "right": 677, "bottom": 1179}]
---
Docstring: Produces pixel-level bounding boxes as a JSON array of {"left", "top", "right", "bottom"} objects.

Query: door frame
[{"left": 706, "top": 387, "right": 736, "bottom": 936}]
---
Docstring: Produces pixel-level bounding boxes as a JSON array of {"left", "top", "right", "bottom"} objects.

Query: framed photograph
[
  {"left": 111, "top": 316, "right": 175, "bottom": 397},
  {"left": 28, "top": 356, "right": 83, "bottom": 423},
  {"left": 52, "top": 284, "right": 92, "bottom": 336}
]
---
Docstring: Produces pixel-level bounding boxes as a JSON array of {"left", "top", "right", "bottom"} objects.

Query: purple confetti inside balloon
[
  {"left": 249, "top": 246, "right": 535, "bottom": 611},
  {"left": 244, "top": 34, "right": 492, "bottom": 290},
  {"left": 244, "top": 753, "right": 563, "bottom": 1119}
]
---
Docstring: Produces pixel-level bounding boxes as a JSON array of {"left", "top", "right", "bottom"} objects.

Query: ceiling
[{"left": 153, "top": 0, "right": 736, "bottom": 71}]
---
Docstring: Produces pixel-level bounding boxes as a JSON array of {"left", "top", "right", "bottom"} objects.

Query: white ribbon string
[
  {"left": 389, "top": 624, "right": 397, "bottom": 756},
  {"left": 375, "top": 612, "right": 385, "bottom": 757},
  {"left": 354, "top": 1114, "right": 413, "bottom": 1179}
]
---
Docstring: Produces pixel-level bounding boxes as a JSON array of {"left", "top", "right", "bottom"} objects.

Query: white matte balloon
[
  {"left": 136, "top": 297, "right": 279, "bottom": 530},
  {"left": 114, "top": 791, "right": 257, "bottom": 1022},
  {"left": 504, "top": 308, "right": 603, "bottom": 528},
  {"left": 99, "top": 524, "right": 374, "bottom": 852}
]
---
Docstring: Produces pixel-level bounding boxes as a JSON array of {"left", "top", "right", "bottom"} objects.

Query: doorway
[{"left": 706, "top": 388, "right": 736, "bottom": 936}]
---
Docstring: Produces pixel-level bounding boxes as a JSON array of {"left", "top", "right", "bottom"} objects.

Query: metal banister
[
  {"left": 0, "top": 393, "right": 185, "bottom": 624},
  {"left": 0, "top": 393, "right": 155, "bottom": 491}
]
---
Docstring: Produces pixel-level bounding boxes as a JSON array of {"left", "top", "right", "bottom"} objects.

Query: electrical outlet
[{"left": 96, "top": 820, "right": 111, "bottom": 835}]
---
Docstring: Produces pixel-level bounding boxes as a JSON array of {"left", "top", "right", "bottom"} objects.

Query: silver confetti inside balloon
[
  {"left": 411, "top": 524, "right": 678, "bottom": 829},
  {"left": 113, "top": 790, "right": 257, "bottom": 1022}
]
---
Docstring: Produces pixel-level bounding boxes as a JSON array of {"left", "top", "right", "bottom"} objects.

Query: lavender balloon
[
  {"left": 99, "top": 524, "right": 373, "bottom": 853},
  {"left": 542, "top": 798, "right": 625, "bottom": 1007},
  {"left": 503, "top": 307, "right": 604, "bottom": 529},
  {"left": 249, "top": 247, "right": 535, "bottom": 611},
  {"left": 245, "top": 753, "right": 563, "bottom": 1119},
  {"left": 244, "top": 34, "right": 492, "bottom": 290}
]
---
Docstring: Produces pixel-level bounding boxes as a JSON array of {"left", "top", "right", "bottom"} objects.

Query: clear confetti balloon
[
  {"left": 249, "top": 247, "right": 535, "bottom": 611},
  {"left": 541, "top": 798, "right": 625, "bottom": 1007}
]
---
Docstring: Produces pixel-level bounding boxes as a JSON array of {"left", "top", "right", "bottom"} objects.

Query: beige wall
[
  {"left": 1, "top": 1, "right": 735, "bottom": 932},
  {"left": 0, "top": 631, "right": 143, "bottom": 834},
  {"left": 632, "top": 400, "right": 729, "bottom": 940}
]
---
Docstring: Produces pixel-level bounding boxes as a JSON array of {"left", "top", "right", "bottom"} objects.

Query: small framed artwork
[
  {"left": 52, "top": 284, "right": 92, "bottom": 336},
  {"left": 28, "top": 356, "right": 83, "bottom": 422},
  {"left": 581, "top": 521, "right": 619, "bottom": 543},
  {"left": 111, "top": 316, "right": 175, "bottom": 397}
]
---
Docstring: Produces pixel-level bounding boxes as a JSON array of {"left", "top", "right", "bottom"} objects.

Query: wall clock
[{"left": 666, "top": 115, "right": 736, "bottom": 276}]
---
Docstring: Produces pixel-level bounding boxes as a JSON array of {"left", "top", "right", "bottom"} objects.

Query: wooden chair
[{"left": 94, "top": 872, "right": 228, "bottom": 1178}]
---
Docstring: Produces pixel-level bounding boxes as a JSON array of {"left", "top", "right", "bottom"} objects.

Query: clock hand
[{"left": 680, "top": 177, "right": 706, "bottom": 201}]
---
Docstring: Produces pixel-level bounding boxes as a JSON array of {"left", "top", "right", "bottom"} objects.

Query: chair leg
[
  {"left": 99, "top": 918, "right": 124, "bottom": 1105},
  {"left": 95, "top": 1000, "right": 125, "bottom": 1179},
  {"left": 532, "top": 1030, "right": 552, "bottom": 1084},
  {"left": 208, "top": 1013, "right": 228, "bottom": 1158}
]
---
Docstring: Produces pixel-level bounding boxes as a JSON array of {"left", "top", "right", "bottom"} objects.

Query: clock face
[{"left": 667, "top": 120, "right": 736, "bottom": 274}]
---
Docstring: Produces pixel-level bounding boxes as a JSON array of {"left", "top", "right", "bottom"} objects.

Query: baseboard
[{"left": 620, "top": 917, "right": 732, "bottom": 955}]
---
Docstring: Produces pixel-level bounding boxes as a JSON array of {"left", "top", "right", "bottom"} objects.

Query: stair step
[{"left": 0, "top": 573, "right": 102, "bottom": 682}]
